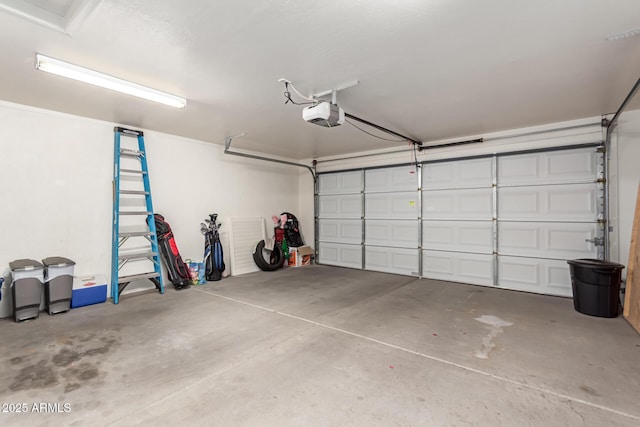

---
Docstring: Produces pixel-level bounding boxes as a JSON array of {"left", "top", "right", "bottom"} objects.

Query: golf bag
[
  {"left": 281, "top": 212, "right": 304, "bottom": 247},
  {"left": 202, "top": 214, "right": 225, "bottom": 281},
  {"left": 152, "top": 214, "right": 191, "bottom": 290}
]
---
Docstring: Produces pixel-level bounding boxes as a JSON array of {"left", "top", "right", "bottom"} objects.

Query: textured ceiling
[{"left": 0, "top": 0, "right": 639, "bottom": 159}]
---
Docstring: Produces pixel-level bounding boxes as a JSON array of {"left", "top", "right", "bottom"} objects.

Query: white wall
[
  {"left": 0, "top": 101, "right": 299, "bottom": 303},
  {"left": 312, "top": 117, "right": 604, "bottom": 172},
  {"left": 612, "top": 109, "right": 640, "bottom": 276}
]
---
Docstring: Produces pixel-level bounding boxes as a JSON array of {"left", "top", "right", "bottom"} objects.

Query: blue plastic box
[{"left": 71, "top": 275, "right": 107, "bottom": 308}]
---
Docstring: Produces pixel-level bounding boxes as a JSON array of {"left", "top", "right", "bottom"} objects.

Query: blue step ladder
[{"left": 111, "top": 127, "right": 164, "bottom": 304}]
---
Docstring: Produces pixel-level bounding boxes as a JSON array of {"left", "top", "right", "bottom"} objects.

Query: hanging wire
[
  {"left": 281, "top": 80, "right": 318, "bottom": 105},
  {"left": 283, "top": 82, "right": 316, "bottom": 105}
]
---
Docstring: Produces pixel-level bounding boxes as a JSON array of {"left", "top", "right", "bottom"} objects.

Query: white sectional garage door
[
  {"left": 317, "top": 146, "right": 604, "bottom": 297},
  {"left": 422, "top": 157, "right": 495, "bottom": 287},
  {"left": 496, "top": 148, "right": 603, "bottom": 296},
  {"left": 318, "top": 171, "right": 363, "bottom": 268},
  {"left": 364, "top": 166, "right": 420, "bottom": 276}
]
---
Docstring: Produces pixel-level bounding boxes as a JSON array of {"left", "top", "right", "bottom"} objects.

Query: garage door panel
[
  {"left": 318, "top": 219, "right": 362, "bottom": 244},
  {"left": 422, "top": 250, "right": 494, "bottom": 286},
  {"left": 318, "top": 171, "right": 362, "bottom": 194},
  {"left": 365, "top": 247, "right": 419, "bottom": 276},
  {"left": 365, "top": 192, "right": 418, "bottom": 219},
  {"left": 423, "top": 188, "right": 493, "bottom": 220},
  {"left": 365, "top": 166, "right": 417, "bottom": 192},
  {"left": 423, "top": 157, "right": 493, "bottom": 189},
  {"left": 365, "top": 220, "right": 418, "bottom": 248},
  {"left": 498, "top": 222, "right": 597, "bottom": 259},
  {"left": 422, "top": 221, "right": 493, "bottom": 253},
  {"left": 498, "top": 184, "right": 597, "bottom": 221},
  {"left": 499, "top": 156, "right": 537, "bottom": 185},
  {"left": 546, "top": 150, "right": 597, "bottom": 181},
  {"left": 319, "top": 194, "right": 362, "bottom": 218},
  {"left": 319, "top": 243, "right": 362, "bottom": 269},
  {"left": 498, "top": 256, "right": 572, "bottom": 297},
  {"left": 498, "top": 148, "right": 597, "bottom": 186}
]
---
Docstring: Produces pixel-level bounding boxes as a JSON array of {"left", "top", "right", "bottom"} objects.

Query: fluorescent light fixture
[
  {"left": 606, "top": 27, "right": 640, "bottom": 41},
  {"left": 35, "top": 54, "right": 186, "bottom": 108}
]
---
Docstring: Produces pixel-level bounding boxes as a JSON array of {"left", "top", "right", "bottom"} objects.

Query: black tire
[{"left": 253, "top": 240, "right": 285, "bottom": 271}]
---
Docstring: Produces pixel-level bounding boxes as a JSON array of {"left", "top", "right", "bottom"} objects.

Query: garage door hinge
[{"left": 601, "top": 118, "right": 611, "bottom": 127}]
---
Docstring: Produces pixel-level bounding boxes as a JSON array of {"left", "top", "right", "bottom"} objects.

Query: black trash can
[{"left": 567, "top": 259, "right": 625, "bottom": 318}]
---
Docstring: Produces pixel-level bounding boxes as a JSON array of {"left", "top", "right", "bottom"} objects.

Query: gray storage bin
[
  {"left": 0, "top": 277, "right": 11, "bottom": 319},
  {"left": 10, "top": 259, "right": 44, "bottom": 322},
  {"left": 42, "top": 257, "right": 75, "bottom": 315}
]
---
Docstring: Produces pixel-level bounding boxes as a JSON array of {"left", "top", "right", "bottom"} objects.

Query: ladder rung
[
  {"left": 120, "top": 168, "right": 147, "bottom": 175},
  {"left": 121, "top": 148, "right": 145, "bottom": 157},
  {"left": 119, "top": 211, "right": 152, "bottom": 215},
  {"left": 115, "top": 127, "right": 144, "bottom": 137},
  {"left": 119, "top": 231, "right": 153, "bottom": 237},
  {"left": 120, "top": 190, "right": 150, "bottom": 195},
  {"left": 118, "top": 251, "right": 158, "bottom": 261},
  {"left": 118, "top": 272, "right": 160, "bottom": 282}
]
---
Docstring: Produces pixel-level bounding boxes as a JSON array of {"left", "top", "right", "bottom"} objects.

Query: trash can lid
[
  {"left": 42, "top": 256, "right": 76, "bottom": 267},
  {"left": 9, "top": 259, "right": 44, "bottom": 271},
  {"left": 567, "top": 259, "right": 625, "bottom": 269}
]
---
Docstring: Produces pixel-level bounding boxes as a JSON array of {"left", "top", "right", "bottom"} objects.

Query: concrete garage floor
[{"left": 0, "top": 265, "right": 639, "bottom": 426}]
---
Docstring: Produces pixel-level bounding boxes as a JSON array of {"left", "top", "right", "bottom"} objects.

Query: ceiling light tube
[{"left": 35, "top": 54, "right": 186, "bottom": 108}]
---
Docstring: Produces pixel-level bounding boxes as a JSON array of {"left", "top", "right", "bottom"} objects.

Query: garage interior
[{"left": 1, "top": 1, "right": 640, "bottom": 426}]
